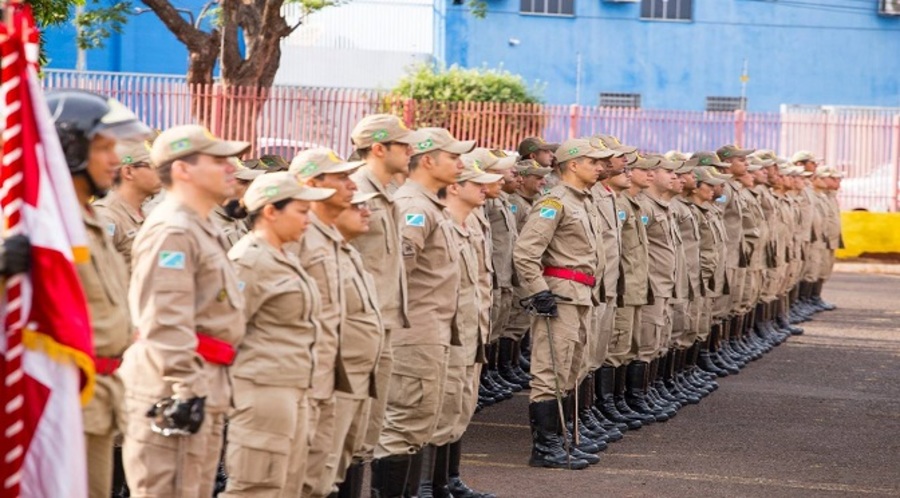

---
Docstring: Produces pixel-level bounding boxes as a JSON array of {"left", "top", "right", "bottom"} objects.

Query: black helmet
[{"left": 45, "top": 89, "right": 151, "bottom": 173}]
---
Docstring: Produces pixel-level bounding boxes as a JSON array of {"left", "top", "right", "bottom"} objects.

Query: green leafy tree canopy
[{"left": 393, "top": 63, "right": 544, "bottom": 104}]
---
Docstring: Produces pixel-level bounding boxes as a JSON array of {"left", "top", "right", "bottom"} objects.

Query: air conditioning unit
[{"left": 880, "top": 0, "right": 900, "bottom": 16}]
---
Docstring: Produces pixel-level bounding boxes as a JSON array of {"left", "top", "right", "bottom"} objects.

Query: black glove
[
  {"left": 521, "top": 290, "right": 571, "bottom": 318},
  {"left": 0, "top": 235, "right": 31, "bottom": 277},
  {"left": 147, "top": 396, "right": 206, "bottom": 437}
]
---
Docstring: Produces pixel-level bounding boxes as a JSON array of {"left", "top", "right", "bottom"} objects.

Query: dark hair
[
  {"left": 156, "top": 153, "right": 199, "bottom": 187},
  {"left": 436, "top": 186, "right": 447, "bottom": 199},
  {"left": 247, "top": 197, "right": 293, "bottom": 228},
  {"left": 408, "top": 150, "right": 440, "bottom": 172},
  {"left": 356, "top": 147, "right": 372, "bottom": 160}
]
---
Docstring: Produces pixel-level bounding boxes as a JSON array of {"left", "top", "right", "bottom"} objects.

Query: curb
[{"left": 833, "top": 262, "right": 900, "bottom": 275}]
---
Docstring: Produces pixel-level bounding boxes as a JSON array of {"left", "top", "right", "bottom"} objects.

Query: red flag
[{"left": 1, "top": 4, "right": 94, "bottom": 497}]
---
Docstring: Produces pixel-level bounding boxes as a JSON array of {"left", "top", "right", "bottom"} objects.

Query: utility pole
[{"left": 740, "top": 58, "right": 749, "bottom": 110}]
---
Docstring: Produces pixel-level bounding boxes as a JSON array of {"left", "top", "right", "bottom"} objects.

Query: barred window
[
  {"left": 641, "top": 0, "right": 692, "bottom": 21},
  {"left": 600, "top": 93, "right": 642, "bottom": 108},
  {"left": 520, "top": 0, "right": 575, "bottom": 16},
  {"left": 706, "top": 96, "right": 746, "bottom": 112}
]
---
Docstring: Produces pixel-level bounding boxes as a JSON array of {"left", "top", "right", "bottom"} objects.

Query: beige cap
[
  {"left": 412, "top": 128, "right": 476, "bottom": 155},
  {"left": 587, "top": 136, "right": 625, "bottom": 157},
  {"left": 596, "top": 135, "right": 637, "bottom": 154},
  {"left": 462, "top": 148, "right": 517, "bottom": 173},
  {"left": 687, "top": 151, "right": 729, "bottom": 168},
  {"left": 150, "top": 124, "right": 250, "bottom": 166},
  {"left": 749, "top": 155, "right": 775, "bottom": 167},
  {"left": 716, "top": 144, "right": 754, "bottom": 159},
  {"left": 243, "top": 171, "right": 336, "bottom": 212},
  {"left": 289, "top": 148, "right": 364, "bottom": 180},
  {"left": 350, "top": 191, "right": 379, "bottom": 205},
  {"left": 791, "top": 150, "right": 820, "bottom": 164},
  {"left": 116, "top": 139, "right": 152, "bottom": 166},
  {"left": 632, "top": 155, "right": 662, "bottom": 171},
  {"left": 517, "top": 137, "right": 559, "bottom": 157},
  {"left": 458, "top": 159, "right": 503, "bottom": 184},
  {"left": 673, "top": 161, "right": 693, "bottom": 174},
  {"left": 750, "top": 149, "right": 778, "bottom": 162},
  {"left": 555, "top": 139, "right": 614, "bottom": 163},
  {"left": 646, "top": 154, "right": 678, "bottom": 171},
  {"left": 234, "top": 165, "right": 265, "bottom": 182},
  {"left": 707, "top": 168, "right": 735, "bottom": 182},
  {"left": 515, "top": 159, "right": 553, "bottom": 177},
  {"left": 694, "top": 167, "right": 729, "bottom": 186},
  {"left": 351, "top": 114, "right": 428, "bottom": 149},
  {"left": 664, "top": 150, "right": 690, "bottom": 162}
]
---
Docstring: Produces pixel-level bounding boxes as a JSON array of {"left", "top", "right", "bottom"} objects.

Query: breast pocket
[{"left": 438, "top": 222, "right": 459, "bottom": 263}]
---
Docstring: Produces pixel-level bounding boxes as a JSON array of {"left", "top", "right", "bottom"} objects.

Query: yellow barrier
[{"left": 836, "top": 211, "right": 900, "bottom": 259}]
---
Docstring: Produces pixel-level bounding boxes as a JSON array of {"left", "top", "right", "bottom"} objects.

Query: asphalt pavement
[{"left": 458, "top": 272, "right": 900, "bottom": 498}]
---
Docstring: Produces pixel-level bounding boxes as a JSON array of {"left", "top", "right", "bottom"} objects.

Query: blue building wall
[{"left": 440, "top": 0, "right": 900, "bottom": 110}]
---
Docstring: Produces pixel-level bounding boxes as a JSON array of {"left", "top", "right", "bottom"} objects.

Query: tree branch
[{"left": 141, "top": 0, "right": 211, "bottom": 52}]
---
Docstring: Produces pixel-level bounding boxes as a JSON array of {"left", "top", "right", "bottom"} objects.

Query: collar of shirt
[
  {"left": 406, "top": 179, "right": 447, "bottom": 209},
  {"left": 309, "top": 211, "right": 345, "bottom": 245},
  {"left": 359, "top": 165, "right": 393, "bottom": 203}
]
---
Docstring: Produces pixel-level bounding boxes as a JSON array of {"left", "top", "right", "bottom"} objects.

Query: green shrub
[{"left": 392, "top": 63, "right": 544, "bottom": 104}]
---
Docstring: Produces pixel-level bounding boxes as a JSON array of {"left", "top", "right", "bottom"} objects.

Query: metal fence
[{"left": 42, "top": 70, "right": 900, "bottom": 211}]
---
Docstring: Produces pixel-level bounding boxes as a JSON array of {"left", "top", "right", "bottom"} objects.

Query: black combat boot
[
  {"left": 577, "top": 374, "right": 613, "bottom": 441},
  {"left": 582, "top": 372, "right": 625, "bottom": 440},
  {"left": 417, "top": 444, "right": 439, "bottom": 498},
  {"left": 370, "top": 454, "right": 411, "bottom": 498},
  {"left": 699, "top": 327, "right": 729, "bottom": 377},
  {"left": 667, "top": 349, "right": 702, "bottom": 403},
  {"left": 431, "top": 444, "right": 451, "bottom": 498},
  {"left": 812, "top": 279, "right": 836, "bottom": 311},
  {"left": 686, "top": 343, "right": 718, "bottom": 392},
  {"left": 625, "top": 361, "right": 670, "bottom": 422},
  {"left": 528, "top": 400, "right": 589, "bottom": 470},
  {"left": 651, "top": 355, "right": 684, "bottom": 407},
  {"left": 336, "top": 460, "right": 364, "bottom": 498},
  {"left": 447, "top": 439, "right": 496, "bottom": 498},
  {"left": 596, "top": 365, "right": 639, "bottom": 430},
  {"left": 647, "top": 358, "right": 680, "bottom": 416},
  {"left": 614, "top": 364, "right": 655, "bottom": 425},
  {"left": 564, "top": 393, "right": 606, "bottom": 455},
  {"left": 480, "top": 358, "right": 513, "bottom": 401},
  {"left": 777, "top": 297, "right": 804, "bottom": 335},
  {"left": 498, "top": 338, "right": 528, "bottom": 389},
  {"left": 487, "top": 342, "right": 521, "bottom": 393},
  {"left": 511, "top": 339, "right": 532, "bottom": 385}
]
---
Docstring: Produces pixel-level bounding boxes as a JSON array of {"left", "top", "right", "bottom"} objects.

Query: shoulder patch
[
  {"left": 640, "top": 214, "right": 649, "bottom": 225},
  {"left": 538, "top": 199, "right": 563, "bottom": 211},
  {"left": 617, "top": 209, "right": 627, "bottom": 221},
  {"left": 405, "top": 213, "right": 426, "bottom": 227},
  {"left": 106, "top": 223, "right": 116, "bottom": 236},
  {"left": 715, "top": 195, "right": 727, "bottom": 204},
  {"left": 158, "top": 250, "right": 186, "bottom": 270},
  {"left": 539, "top": 207, "right": 558, "bottom": 220}
]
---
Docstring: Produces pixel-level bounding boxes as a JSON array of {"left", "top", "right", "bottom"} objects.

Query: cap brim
[
  {"left": 395, "top": 129, "right": 431, "bottom": 145},
  {"left": 467, "top": 172, "right": 504, "bottom": 184},
  {"left": 234, "top": 169, "right": 266, "bottom": 181},
  {"left": 614, "top": 144, "right": 638, "bottom": 154},
  {"left": 538, "top": 142, "right": 560, "bottom": 151},
  {"left": 293, "top": 186, "right": 336, "bottom": 202},
  {"left": 321, "top": 160, "right": 365, "bottom": 175},
  {"left": 747, "top": 165, "right": 764, "bottom": 172},
  {"left": 701, "top": 178, "right": 727, "bottom": 186},
  {"left": 442, "top": 140, "right": 477, "bottom": 154},
  {"left": 487, "top": 156, "right": 518, "bottom": 172},
  {"left": 351, "top": 192, "right": 379, "bottom": 204},
  {"left": 203, "top": 139, "right": 252, "bottom": 158},
  {"left": 587, "top": 149, "right": 616, "bottom": 159},
  {"left": 675, "top": 165, "right": 693, "bottom": 174}
]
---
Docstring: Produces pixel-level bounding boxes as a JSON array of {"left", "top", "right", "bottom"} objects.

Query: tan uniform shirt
[
  {"left": 486, "top": 192, "right": 517, "bottom": 289},
  {"left": 616, "top": 191, "right": 651, "bottom": 306},
  {"left": 826, "top": 191, "right": 842, "bottom": 249},
  {"left": 394, "top": 179, "right": 461, "bottom": 347},
  {"left": 80, "top": 206, "right": 131, "bottom": 358},
  {"left": 452, "top": 220, "right": 483, "bottom": 365},
  {"left": 751, "top": 185, "right": 778, "bottom": 268},
  {"left": 514, "top": 182, "right": 603, "bottom": 307},
  {"left": 93, "top": 191, "right": 144, "bottom": 270},
  {"left": 772, "top": 192, "right": 793, "bottom": 266},
  {"left": 339, "top": 242, "right": 384, "bottom": 398},
  {"left": 293, "top": 213, "right": 351, "bottom": 399},
  {"left": 123, "top": 196, "right": 245, "bottom": 410},
  {"left": 349, "top": 166, "right": 409, "bottom": 330},
  {"left": 637, "top": 192, "right": 677, "bottom": 299},
  {"left": 688, "top": 201, "right": 721, "bottom": 296},
  {"left": 798, "top": 185, "right": 816, "bottom": 244},
  {"left": 673, "top": 197, "right": 702, "bottom": 300},
  {"left": 740, "top": 187, "right": 765, "bottom": 270},
  {"left": 469, "top": 210, "right": 493, "bottom": 354},
  {"left": 722, "top": 180, "right": 746, "bottom": 268},
  {"left": 211, "top": 205, "right": 248, "bottom": 250},
  {"left": 709, "top": 202, "right": 730, "bottom": 295},
  {"left": 592, "top": 184, "right": 621, "bottom": 302},
  {"left": 228, "top": 232, "right": 319, "bottom": 388},
  {"left": 509, "top": 192, "right": 535, "bottom": 233}
]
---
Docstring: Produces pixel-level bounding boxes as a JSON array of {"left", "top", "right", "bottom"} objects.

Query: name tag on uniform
[
  {"left": 405, "top": 214, "right": 425, "bottom": 227},
  {"left": 106, "top": 223, "right": 116, "bottom": 236},
  {"left": 510, "top": 204, "right": 518, "bottom": 213},
  {"left": 158, "top": 251, "right": 186, "bottom": 270}
]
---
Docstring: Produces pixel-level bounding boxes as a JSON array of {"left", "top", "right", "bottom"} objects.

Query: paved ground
[{"left": 458, "top": 272, "right": 900, "bottom": 498}]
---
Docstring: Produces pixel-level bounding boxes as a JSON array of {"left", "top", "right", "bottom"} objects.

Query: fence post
[
  {"left": 569, "top": 104, "right": 580, "bottom": 139},
  {"left": 733, "top": 109, "right": 746, "bottom": 147},
  {"left": 403, "top": 98, "right": 416, "bottom": 128},
  {"left": 890, "top": 114, "right": 900, "bottom": 212}
]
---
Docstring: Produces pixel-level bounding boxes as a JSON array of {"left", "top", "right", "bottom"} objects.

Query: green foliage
[
  {"left": 74, "top": 0, "right": 131, "bottom": 50},
  {"left": 393, "top": 64, "right": 543, "bottom": 104},
  {"left": 467, "top": 0, "right": 487, "bottom": 18}
]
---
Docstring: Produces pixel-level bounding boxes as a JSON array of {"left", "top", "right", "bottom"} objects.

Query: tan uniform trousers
[
  {"left": 740, "top": 269, "right": 761, "bottom": 313},
  {"left": 310, "top": 395, "right": 369, "bottom": 497},
  {"left": 580, "top": 301, "right": 611, "bottom": 377},
  {"left": 607, "top": 305, "right": 642, "bottom": 367},
  {"left": 503, "top": 286, "right": 532, "bottom": 340},
  {"left": 375, "top": 344, "right": 449, "bottom": 458},
  {"left": 301, "top": 397, "right": 336, "bottom": 498},
  {"left": 727, "top": 267, "right": 746, "bottom": 316},
  {"left": 222, "top": 380, "right": 310, "bottom": 498},
  {"left": 821, "top": 250, "right": 837, "bottom": 280},
  {"left": 689, "top": 296, "right": 712, "bottom": 344},
  {"left": 433, "top": 347, "right": 480, "bottom": 445},
  {"left": 84, "top": 374, "right": 124, "bottom": 498},
  {"left": 360, "top": 329, "right": 393, "bottom": 460},
  {"left": 669, "top": 298, "right": 690, "bottom": 349},
  {"left": 801, "top": 242, "right": 824, "bottom": 282},
  {"left": 635, "top": 297, "right": 670, "bottom": 361},
  {"left": 490, "top": 288, "right": 514, "bottom": 342},
  {"left": 122, "top": 397, "right": 225, "bottom": 498},
  {"left": 761, "top": 268, "right": 780, "bottom": 303},
  {"left": 454, "top": 363, "right": 480, "bottom": 442},
  {"left": 529, "top": 303, "right": 589, "bottom": 403}
]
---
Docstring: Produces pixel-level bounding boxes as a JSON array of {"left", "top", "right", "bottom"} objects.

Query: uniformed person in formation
[
  {"left": 514, "top": 139, "right": 608, "bottom": 470},
  {"left": 212, "top": 160, "right": 265, "bottom": 249},
  {"left": 120, "top": 124, "right": 249, "bottom": 498},
  {"left": 330, "top": 191, "right": 385, "bottom": 497},
  {"left": 424, "top": 160, "right": 501, "bottom": 497},
  {"left": 93, "top": 138, "right": 162, "bottom": 270},
  {"left": 223, "top": 172, "right": 336, "bottom": 497},
  {"left": 47, "top": 90, "right": 151, "bottom": 498},
  {"left": 517, "top": 136, "right": 559, "bottom": 190},
  {"left": 373, "top": 128, "right": 473, "bottom": 497},
  {"left": 287, "top": 147, "right": 362, "bottom": 498}
]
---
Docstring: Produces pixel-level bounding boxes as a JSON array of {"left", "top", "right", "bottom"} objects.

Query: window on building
[
  {"left": 520, "top": 0, "right": 575, "bottom": 16},
  {"left": 641, "top": 0, "right": 692, "bottom": 21},
  {"left": 706, "top": 96, "right": 746, "bottom": 112},
  {"left": 600, "top": 92, "right": 642, "bottom": 108}
]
